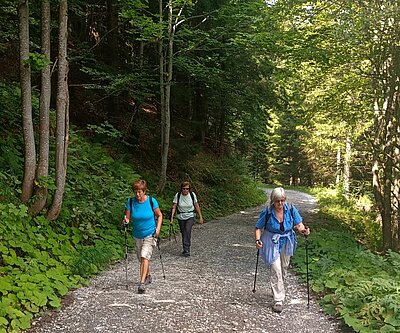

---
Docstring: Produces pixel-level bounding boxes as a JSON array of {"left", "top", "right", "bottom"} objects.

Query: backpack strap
[{"left": 264, "top": 207, "right": 271, "bottom": 230}]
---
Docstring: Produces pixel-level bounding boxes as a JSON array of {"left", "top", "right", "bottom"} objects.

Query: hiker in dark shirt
[
  {"left": 169, "top": 181, "right": 204, "bottom": 257},
  {"left": 254, "top": 187, "right": 310, "bottom": 313}
]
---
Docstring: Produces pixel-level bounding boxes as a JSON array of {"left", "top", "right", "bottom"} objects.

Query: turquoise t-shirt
[{"left": 125, "top": 196, "right": 159, "bottom": 239}]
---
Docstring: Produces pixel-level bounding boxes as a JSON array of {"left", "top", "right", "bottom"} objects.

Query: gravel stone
[{"left": 27, "top": 189, "right": 350, "bottom": 333}]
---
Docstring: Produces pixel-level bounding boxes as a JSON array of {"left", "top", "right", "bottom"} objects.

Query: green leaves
[
  {"left": 293, "top": 188, "right": 400, "bottom": 333},
  {"left": 23, "top": 52, "right": 52, "bottom": 72}
]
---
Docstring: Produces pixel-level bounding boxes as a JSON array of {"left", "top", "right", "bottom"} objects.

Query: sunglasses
[{"left": 181, "top": 187, "right": 190, "bottom": 190}]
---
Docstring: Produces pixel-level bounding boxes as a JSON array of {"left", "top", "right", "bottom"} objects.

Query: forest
[{"left": 1, "top": 0, "right": 400, "bottom": 332}]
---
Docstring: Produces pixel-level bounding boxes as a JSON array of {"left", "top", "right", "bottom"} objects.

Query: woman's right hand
[{"left": 255, "top": 240, "right": 263, "bottom": 249}]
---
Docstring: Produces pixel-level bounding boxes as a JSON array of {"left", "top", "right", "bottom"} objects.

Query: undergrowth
[{"left": 292, "top": 188, "right": 400, "bottom": 333}]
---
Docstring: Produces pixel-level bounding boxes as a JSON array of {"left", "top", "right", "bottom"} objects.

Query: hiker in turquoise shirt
[{"left": 124, "top": 179, "right": 162, "bottom": 294}]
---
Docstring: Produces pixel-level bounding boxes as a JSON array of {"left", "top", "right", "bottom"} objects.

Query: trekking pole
[
  {"left": 169, "top": 224, "right": 177, "bottom": 242},
  {"left": 252, "top": 249, "right": 260, "bottom": 293},
  {"left": 124, "top": 224, "right": 128, "bottom": 289},
  {"left": 305, "top": 231, "right": 310, "bottom": 307},
  {"left": 156, "top": 237, "right": 166, "bottom": 279},
  {"left": 168, "top": 223, "right": 177, "bottom": 243}
]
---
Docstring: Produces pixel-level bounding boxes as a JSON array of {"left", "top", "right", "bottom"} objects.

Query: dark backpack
[
  {"left": 264, "top": 204, "right": 294, "bottom": 231},
  {"left": 176, "top": 191, "right": 195, "bottom": 214}
]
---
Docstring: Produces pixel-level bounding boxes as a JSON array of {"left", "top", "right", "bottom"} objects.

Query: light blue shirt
[
  {"left": 255, "top": 203, "right": 302, "bottom": 266},
  {"left": 125, "top": 196, "right": 159, "bottom": 239}
]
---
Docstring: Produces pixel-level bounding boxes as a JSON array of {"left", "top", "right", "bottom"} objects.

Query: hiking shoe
[
  {"left": 272, "top": 302, "right": 283, "bottom": 313},
  {"left": 181, "top": 251, "right": 190, "bottom": 257},
  {"left": 138, "top": 283, "right": 146, "bottom": 294},
  {"left": 144, "top": 275, "right": 152, "bottom": 285}
]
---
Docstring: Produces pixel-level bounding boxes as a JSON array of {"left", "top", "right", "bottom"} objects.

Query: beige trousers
[{"left": 270, "top": 244, "right": 291, "bottom": 302}]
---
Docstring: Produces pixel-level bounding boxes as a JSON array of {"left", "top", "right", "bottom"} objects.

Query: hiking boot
[
  {"left": 138, "top": 283, "right": 146, "bottom": 294},
  {"left": 144, "top": 275, "right": 152, "bottom": 285},
  {"left": 272, "top": 302, "right": 283, "bottom": 313},
  {"left": 181, "top": 251, "right": 190, "bottom": 257}
]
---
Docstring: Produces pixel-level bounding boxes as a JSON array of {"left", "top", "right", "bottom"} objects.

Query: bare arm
[
  {"left": 255, "top": 228, "right": 262, "bottom": 248},
  {"left": 154, "top": 207, "right": 163, "bottom": 236},
  {"left": 169, "top": 203, "right": 177, "bottom": 224},
  {"left": 195, "top": 202, "right": 204, "bottom": 224}
]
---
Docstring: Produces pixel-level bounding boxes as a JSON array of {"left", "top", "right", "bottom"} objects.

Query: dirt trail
[{"left": 28, "top": 189, "right": 347, "bottom": 333}]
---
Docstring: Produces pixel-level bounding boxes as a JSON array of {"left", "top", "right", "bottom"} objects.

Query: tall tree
[
  {"left": 366, "top": 0, "right": 400, "bottom": 251},
  {"left": 30, "top": 0, "right": 51, "bottom": 215},
  {"left": 158, "top": 0, "right": 192, "bottom": 194},
  {"left": 19, "top": 0, "right": 36, "bottom": 203},
  {"left": 47, "top": 0, "right": 69, "bottom": 221}
]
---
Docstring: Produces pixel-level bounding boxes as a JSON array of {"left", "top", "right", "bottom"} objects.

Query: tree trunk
[
  {"left": 335, "top": 147, "right": 341, "bottom": 185},
  {"left": 47, "top": 0, "right": 69, "bottom": 221},
  {"left": 30, "top": 0, "right": 51, "bottom": 215},
  {"left": 343, "top": 135, "right": 351, "bottom": 199},
  {"left": 19, "top": 0, "right": 36, "bottom": 203},
  {"left": 158, "top": 0, "right": 170, "bottom": 194}
]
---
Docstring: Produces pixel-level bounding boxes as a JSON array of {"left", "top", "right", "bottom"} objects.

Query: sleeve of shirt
[
  {"left": 255, "top": 208, "right": 267, "bottom": 229},
  {"left": 292, "top": 205, "right": 302, "bottom": 225},
  {"left": 193, "top": 192, "right": 198, "bottom": 204},
  {"left": 125, "top": 198, "right": 130, "bottom": 211},
  {"left": 172, "top": 193, "right": 178, "bottom": 204},
  {"left": 152, "top": 197, "right": 160, "bottom": 209}
]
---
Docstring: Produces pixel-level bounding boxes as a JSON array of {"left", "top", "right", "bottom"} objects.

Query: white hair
[{"left": 269, "top": 187, "right": 286, "bottom": 205}]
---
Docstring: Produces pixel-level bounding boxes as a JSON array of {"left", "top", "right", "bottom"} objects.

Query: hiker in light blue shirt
[
  {"left": 255, "top": 187, "right": 310, "bottom": 313},
  {"left": 123, "top": 179, "right": 163, "bottom": 294}
]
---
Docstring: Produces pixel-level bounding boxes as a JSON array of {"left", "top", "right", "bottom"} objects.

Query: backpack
[
  {"left": 264, "top": 203, "right": 295, "bottom": 231},
  {"left": 176, "top": 191, "right": 195, "bottom": 214}
]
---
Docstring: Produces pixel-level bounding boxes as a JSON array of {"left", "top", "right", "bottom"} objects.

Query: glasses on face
[
  {"left": 181, "top": 188, "right": 190, "bottom": 191},
  {"left": 134, "top": 189, "right": 144, "bottom": 194},
  {"left": 274, "top": 199, "right": 285, "bottom": 203}
]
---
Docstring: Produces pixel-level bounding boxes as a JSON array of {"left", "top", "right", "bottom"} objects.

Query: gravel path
[{"left": 28, "top": 189, "right": 348, "bottom": 333}]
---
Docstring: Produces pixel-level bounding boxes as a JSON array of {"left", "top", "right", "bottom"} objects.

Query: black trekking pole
[
  {"left": 252, "top": 249, "right": 260, "bottom": 293},
  {"left": 156, "top": 237, "right": 166, "bottom": 280},
  {"left": 124, "top": 225, "right": 128, "bottom": 289},
  {"left": 305, "top": 232, "right": 310, "bottom": 307},
  {"left": 169, "top": 224, "right": 177, "bottom": 243}
]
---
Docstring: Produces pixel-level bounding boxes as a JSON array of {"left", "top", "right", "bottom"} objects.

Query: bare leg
[{"left": 140, "top": 257, "right": 149, "bottom": 283}]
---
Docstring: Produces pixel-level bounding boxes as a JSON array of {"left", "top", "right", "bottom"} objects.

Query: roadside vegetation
[{"left": 293, "top": 188, "right": 400, "bottom": 333}]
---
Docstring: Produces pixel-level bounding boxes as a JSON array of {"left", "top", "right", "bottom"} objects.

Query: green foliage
[
  {"left": 71, "top": 243, "right": 119, "bottom": 277},
  {"left": 0, "top": 204, "right": 82, "bottom": 332},
  {"left": 0, "top": 81, "right": 22, "bottom": 131},
  {"left": 87, "top": 121, "right": 122, "bottom": 140},
  {"left": 24, "top": 52, "right": 52, "bottom": 72},
  {"left": 292, "top": 188, "right": 399, "bottom": 333}
]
